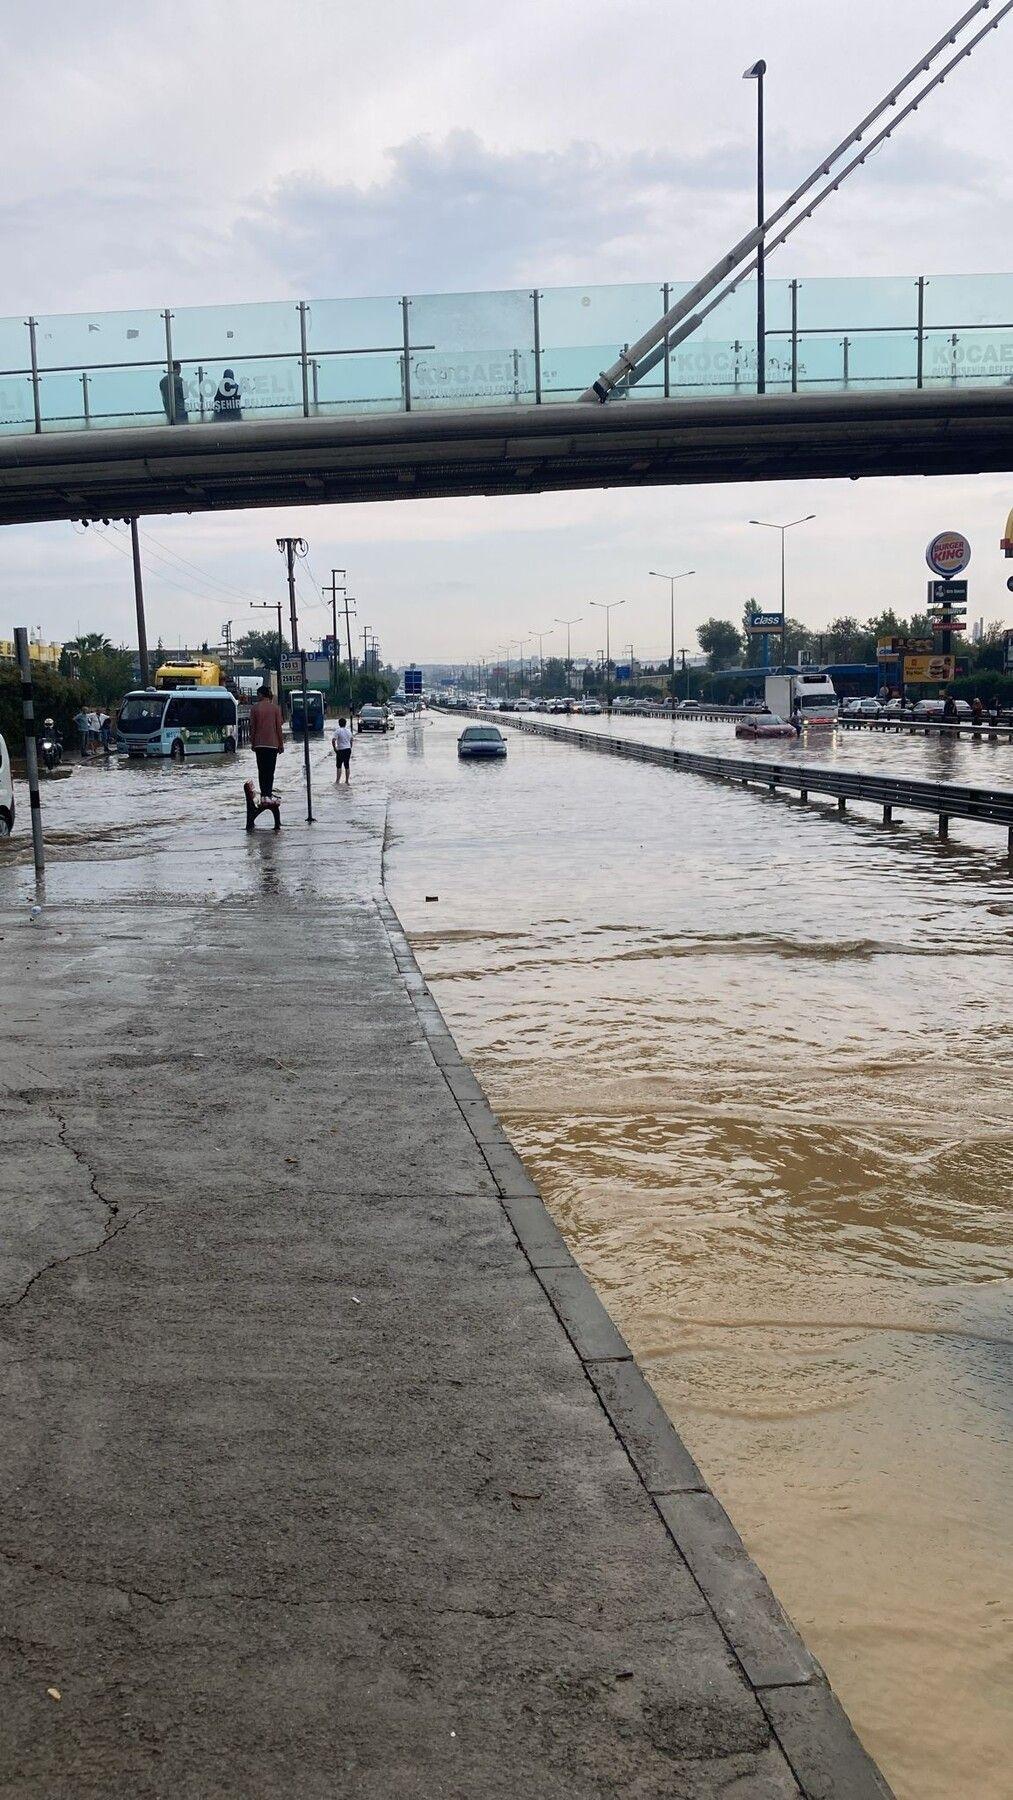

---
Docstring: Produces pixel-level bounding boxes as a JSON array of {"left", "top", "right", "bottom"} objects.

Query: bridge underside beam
[{"left": 0, "top": 388, "right": 1010, "bottom": 526}]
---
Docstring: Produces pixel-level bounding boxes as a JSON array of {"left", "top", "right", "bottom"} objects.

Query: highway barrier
[{"left": 484, "top": 715, "right": 1013, "bottom": 849}]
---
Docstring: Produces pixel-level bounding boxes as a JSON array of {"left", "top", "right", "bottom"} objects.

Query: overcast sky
[{"left": 2, "top": 0, "right": 1011, "bottom": 663}]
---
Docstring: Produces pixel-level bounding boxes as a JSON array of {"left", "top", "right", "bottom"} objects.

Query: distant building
[{"left": 0, "top": 637, "right": 62, "bottom": 668}]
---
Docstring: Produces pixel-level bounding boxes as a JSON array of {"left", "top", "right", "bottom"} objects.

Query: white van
[{"left": 0, "top": 733, "right": 15, "bottom": 836}]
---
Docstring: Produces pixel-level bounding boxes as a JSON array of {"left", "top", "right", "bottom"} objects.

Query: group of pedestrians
[
  {"left": 159, "top": 364, "right": 243, "bottom": 426},
  {"left": 73, "top": 707, "right": 113, "bottom": 756},
  {"left": 247, "top": 688, "right": 354, "bottom": 803}
]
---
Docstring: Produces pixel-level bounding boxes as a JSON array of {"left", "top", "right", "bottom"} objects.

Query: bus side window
[{"left": 163, "top": 698, "right": 183, "bottom": 728}]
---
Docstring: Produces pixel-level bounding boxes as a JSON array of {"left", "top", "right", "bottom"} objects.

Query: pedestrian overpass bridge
[{"left": 1, "top": 271, "right": 1010, "bottom": 524}]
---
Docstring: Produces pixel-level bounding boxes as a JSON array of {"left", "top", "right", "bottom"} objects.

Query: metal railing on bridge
[{"left": 2, "top": 271, "right": 1011, "bottom": 438}]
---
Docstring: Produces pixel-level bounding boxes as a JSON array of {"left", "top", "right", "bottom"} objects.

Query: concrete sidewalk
[{"left": 0, "top": 781, "right": 890, "bottom": 1798}]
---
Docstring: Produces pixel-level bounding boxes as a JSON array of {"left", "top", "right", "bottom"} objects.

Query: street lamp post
[
  {"left": 512, "top": 639, "right": 529, "bottom": 698},
  {"left": 528, "top": 626, "right": 554, "bottom": 696},
  {"left": 649, "top": 570, "right": 695, "bottom": 712},
  {"left": 554, "top": 615, "right": 582, "bottom": 695},
  {"left": 590, "top": 599, "right": 625, "bottom": 715},
  {"left": 743, "top": 59, "right": 767, "bottom": 394},
  {"left": 749, "top": 514, "right": 815, "bottom": 671}
]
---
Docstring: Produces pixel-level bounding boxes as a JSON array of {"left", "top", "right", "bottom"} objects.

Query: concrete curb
[{"left": 375, "top": 891, "right": 894, "bottom": 1800}]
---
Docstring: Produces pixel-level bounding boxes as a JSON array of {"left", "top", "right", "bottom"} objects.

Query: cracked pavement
[{"left": 0, "top": 752, "right": 814, "bottom": 1798}]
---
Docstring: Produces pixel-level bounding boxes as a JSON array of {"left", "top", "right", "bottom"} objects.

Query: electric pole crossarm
[{"left": 583, "top": 0, "right": 1011, "bottom": 402}]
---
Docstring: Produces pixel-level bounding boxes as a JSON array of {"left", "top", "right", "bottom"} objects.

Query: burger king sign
[{"left": 925, "top": 531, "right": 971, "bottom": 578}]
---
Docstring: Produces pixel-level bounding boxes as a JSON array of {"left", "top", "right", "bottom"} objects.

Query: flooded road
[
  {"left": 3, "top": 715, "right": 1011, "bottom": 1799},
  {"left": 384, "top": 711, "right": 1013, "bottom": 1800}
]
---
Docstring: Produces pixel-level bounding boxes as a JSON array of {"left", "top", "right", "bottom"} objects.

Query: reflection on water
[
  {"left": 386, "top": 713, "right": 1013, "bottom": 1800},
  {"left": 3, "top": 719, "right": 1009, "bottom": 1798}
]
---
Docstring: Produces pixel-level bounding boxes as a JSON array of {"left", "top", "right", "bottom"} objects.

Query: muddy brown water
[{"left": 3, "top": 715, "right": 1010, "bottom": 1799}]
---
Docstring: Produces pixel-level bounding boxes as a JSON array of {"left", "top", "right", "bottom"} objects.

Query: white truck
[{"left": 764, "top": 670, "right": 838, "bottom": 725}]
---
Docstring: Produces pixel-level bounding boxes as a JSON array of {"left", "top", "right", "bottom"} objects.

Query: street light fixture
[
  {"left": 748, "top": 514, "right": 815, "bottom": 670},
  {"left": 528, "top": 625, "right": 555, "bottom": 696},
  {"left": 742, "top": 59, "right": 767, "bottom": 394},
  {"left": 554, "top": 615, "right": 582, "bottom": 695},
  {"left": 649, "top": 570, "right": 695, "bottom": 712},
  {"left": 590, "top": 599, "right": 626, "bottom": 715}
]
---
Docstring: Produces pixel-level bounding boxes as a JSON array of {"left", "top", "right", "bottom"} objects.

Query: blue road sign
[{"left": 404, "top": 668, "right": 423, "bottom": 695}]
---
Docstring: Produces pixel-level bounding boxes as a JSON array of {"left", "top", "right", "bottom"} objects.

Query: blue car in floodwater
[{"left": 458, "top": 724, "right": 507, "bottom": 760}]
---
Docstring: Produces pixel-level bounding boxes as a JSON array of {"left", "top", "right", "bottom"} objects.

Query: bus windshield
[
  {"left": 119, "top": 695, "right": 166, "bottom": 732},
  {"left": 163, "top": 695, "right": 237, "bottom": 731}
]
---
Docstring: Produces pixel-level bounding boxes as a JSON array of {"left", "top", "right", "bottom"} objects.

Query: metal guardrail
[
  {"left": 838, "top": 714, "right": 1013, "bottom": 741},
  {"left": 484, "top": 715, "right": 1013, "bottom": 847}
]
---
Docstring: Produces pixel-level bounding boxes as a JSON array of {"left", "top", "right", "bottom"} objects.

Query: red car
[{"left": 735, "top": 713, "right": 797, "bottom": 740}]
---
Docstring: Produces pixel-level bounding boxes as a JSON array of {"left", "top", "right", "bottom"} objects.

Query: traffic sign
[
  {"left": 404, "top": 667, "right": 423, "bottom": 695},
  {"left": 925, "top": 531, "right": 971, "bottom": 577}
]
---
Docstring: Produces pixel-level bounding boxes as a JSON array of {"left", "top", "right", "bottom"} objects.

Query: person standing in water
[
  {"left": 332, "top": 716, "right": 352, "bottom": 784},
  {"left": 249, "top": 685, "right": 285, "bottom": 799}
]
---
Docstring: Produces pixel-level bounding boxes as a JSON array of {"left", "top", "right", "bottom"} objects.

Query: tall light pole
[
  {"left": 743, "top": 60, "right": 767, "bottom": 394},
  {"left": 512, "top": 638, "right": 528, "bottom": 698},
  {"left": 555, "top": 614, "right": 582, "bottom": 695},
  {"left": 649, "top": 570, "right": 695, "bottom": 712},
  {"left": 528, "top": 625, "right": 554, "bottom": 695},
  {"left": 749, "top": 515, "right": 815, "bottom": 671},
  {"left": 590, "top": 599, "right": 625, "bottom": 715}
]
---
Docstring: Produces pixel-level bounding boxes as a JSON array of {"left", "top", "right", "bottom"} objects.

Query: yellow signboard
[{"left": 904, "top": 654, "right": 955, "bottom": 683}]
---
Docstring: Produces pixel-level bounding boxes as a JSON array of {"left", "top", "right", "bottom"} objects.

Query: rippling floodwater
[
  {"left": 4, "top": 716, "right": 1010, "bottom": 1797},
  {"left": 383, "top": 711, "right": 1013, "bottom": 1800}
]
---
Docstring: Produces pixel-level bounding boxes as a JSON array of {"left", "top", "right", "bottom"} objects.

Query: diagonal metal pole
[{"left": 583, "top": 1, "right": 1011, "bottom": 401}]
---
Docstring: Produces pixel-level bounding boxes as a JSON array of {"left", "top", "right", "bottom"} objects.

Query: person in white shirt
[{"left": 331, "top": 716, "right": 353, "bottom": 784}]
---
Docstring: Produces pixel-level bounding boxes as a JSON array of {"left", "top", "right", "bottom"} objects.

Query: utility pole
[
  {"left": 680, "top": 647, "right": 690, "bottom": 700},
  {"left": 250, "top": 600, "right": 284, "bottom": 698},
  {"left": 221, "top": 619, "right": 234, "bottom": 671},
  {"left": 276, "top": 536, "right": 312, "bottom": 822},
  {"left": 341, "top": 593, "right": 357, "bottom": 711},
  {"left": 323, "top": 567, "right": 347, "bottom": 700},
  {"left": 276, "top": 536, "right": 307, "bottom": 652},
  {"left": 128, "top": 518, "right": 149, "bottom": 686}
]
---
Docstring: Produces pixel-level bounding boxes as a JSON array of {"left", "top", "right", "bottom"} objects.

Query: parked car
[
  {"left": 0, "top": 732, "right": 14, "bottom": 837},
  {"left": 735, "top": 714, "right": 797, "bottom": 740},
  {"left": 842, "top": 697, "right": 881, "bottom": 717},
  {"left": 580, "top": 700, "right": 602, "bottom": 715},
  {"left": 913, "top": 698, "right": 972, "bottom": 719},
  {"left": 458, "top": 724, "right": 507, "bottom": 760},
  {"left": 357, "top": 704, "right": 393, "bottom": 733},
  {"left": 678, "top": 700, "right": 700, "bottom": 711}
]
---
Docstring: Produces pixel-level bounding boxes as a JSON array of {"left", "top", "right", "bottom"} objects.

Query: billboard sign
[
  {"left": 925, "top": 531, "right": 971, "bottom": 577},
  {"left": 747, "top": 612, "right": 784, "bottom": 631},
  {"left": 904, "top": 654, "right": 956, "bottom": 683},
  {"left": 931, "top": 618, "right": 966, "bottom": 632},
  {"left": 878, "top": 637, "right": 932, "bottom": 657},
  {"left": 927, "top": 579, "right": 967, "bottom": 608}
]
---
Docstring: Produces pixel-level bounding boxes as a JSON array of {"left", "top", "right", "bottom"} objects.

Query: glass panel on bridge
[
  {"left": 0, "top": 271, "right": 1009, "bottom": 437},
  {"left": 408, "top": 289, "right": 535, "bottom": 409}
]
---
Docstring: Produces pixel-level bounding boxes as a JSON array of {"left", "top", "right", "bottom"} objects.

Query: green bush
[{"left": 0, "top": 667, "right": 85, "bottom": 753}]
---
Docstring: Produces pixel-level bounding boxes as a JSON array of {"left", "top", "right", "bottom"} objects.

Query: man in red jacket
[{"left": 248, "top": 685, "right": 285, "bottom": 800}]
